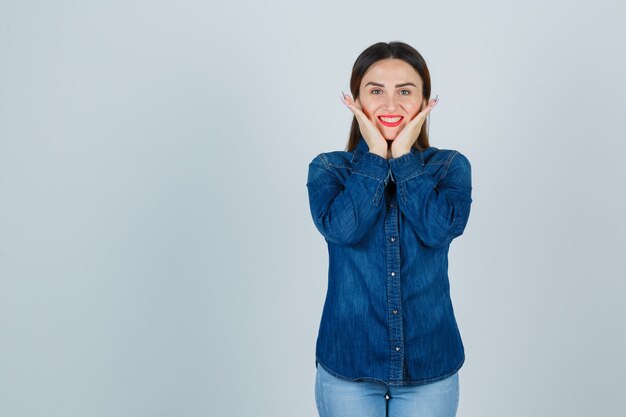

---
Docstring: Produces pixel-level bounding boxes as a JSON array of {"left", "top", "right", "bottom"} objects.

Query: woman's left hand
[{"left": 390, "top": 97, "right": 438, "bottom": 158}]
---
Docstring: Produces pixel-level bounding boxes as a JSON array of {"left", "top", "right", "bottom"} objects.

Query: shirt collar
[{"left": 352, "top": 133, "right": 425, "bottom": 166}]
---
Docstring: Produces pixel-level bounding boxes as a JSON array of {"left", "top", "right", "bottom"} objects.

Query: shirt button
[
  {"left": 390, "top": 202, "right": 395, "bottom": 207},
  {"left": 390, "top": 237, "right": 395, "bottom": 242},
  {"left": 392, "top": 309, "right": 398, "bottom": 314},
  {"left": 395, "top": 346, "right": 401, "bottom": 352},
  {"left": 390, "top": 272, "right": 396, "bottom": 277}
]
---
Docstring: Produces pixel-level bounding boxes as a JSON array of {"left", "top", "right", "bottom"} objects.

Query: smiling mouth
[{"left": 377, "top": 115, "right": 403, "bottom": 127}]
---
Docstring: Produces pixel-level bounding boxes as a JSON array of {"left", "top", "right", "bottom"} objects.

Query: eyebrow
[{"left": 364, "top": 82, "right": 417, "bottom": 88}]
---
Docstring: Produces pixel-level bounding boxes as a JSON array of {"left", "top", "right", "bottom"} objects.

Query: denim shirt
[{"left": 306, "top": 134, "right": 473, "bottom": 386}]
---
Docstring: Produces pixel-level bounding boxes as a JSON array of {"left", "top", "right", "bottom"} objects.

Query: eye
[
  {"left": 371, "top": 89, "right": 382, "bottom": 95},
  {"left": 400, "top": 89, "right": 411, "bottom": 96}
]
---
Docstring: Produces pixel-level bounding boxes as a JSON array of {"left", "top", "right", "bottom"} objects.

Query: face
[{"left": 356, "top": 58, "right": 426, "bottom": 141}]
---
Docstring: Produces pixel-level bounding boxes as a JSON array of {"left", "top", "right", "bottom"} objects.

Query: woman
[{"left": 306, "top": 41, "right": 473, "bottom": 417}]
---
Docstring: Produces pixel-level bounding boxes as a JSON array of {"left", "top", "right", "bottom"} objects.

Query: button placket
[{"left": 384, "top": 182, "right": 404, "bottom": 383}]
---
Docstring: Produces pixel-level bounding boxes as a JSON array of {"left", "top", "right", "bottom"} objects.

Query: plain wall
[{"left": 1, "top": 0, "right": 625, "bottom": 416}]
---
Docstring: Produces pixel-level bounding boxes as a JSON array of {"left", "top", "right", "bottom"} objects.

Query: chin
[
  {"left": 380, "top": 125, "right": 402, "bottom": 141},
  {"left": 383, "top": 131, "right": 398, "bottom": 140}
]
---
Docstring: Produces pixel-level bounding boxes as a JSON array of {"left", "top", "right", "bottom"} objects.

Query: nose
[{"left": 385, "top": 95, "right": 398, "bottom": 112}]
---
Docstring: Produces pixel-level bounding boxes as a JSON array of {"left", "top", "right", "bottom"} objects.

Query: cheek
[
  {"left": 361, "top": 103, "right": 378, "bottom": 117},
  {"left": 411, "top": 101, "right": 424, "bottom": 115}
]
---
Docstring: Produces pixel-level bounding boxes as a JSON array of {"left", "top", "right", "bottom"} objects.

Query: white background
[{"left": 1, "top": 0, "right": 625, "bottom": 416}]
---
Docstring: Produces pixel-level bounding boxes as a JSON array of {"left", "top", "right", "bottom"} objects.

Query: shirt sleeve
[
  {"left": 388, "top": 150, "right": 473, "bottom": 248},
  {"left": 306, "top": 151, "right": 389, "bottom": 246}
]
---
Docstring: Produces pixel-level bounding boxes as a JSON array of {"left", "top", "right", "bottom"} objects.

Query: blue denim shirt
[{"left": 306, "top": 134, "right": 473, "bottom": 386}]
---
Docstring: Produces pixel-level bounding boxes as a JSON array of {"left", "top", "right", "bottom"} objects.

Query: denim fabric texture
[
  {"left": 306, "top": 133, "right": 473, "bottom": 386},
  {"left": 315, "top": 361, "right": 460, "bottom": 417}
]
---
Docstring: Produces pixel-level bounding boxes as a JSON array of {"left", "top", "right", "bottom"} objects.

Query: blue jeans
[{"left": 315, "top": 364, "right": 459, "bottom": 417}]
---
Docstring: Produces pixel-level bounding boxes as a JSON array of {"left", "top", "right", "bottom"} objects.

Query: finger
[
  {"left": 354, "top": 97, "right": 362, "bottom": 111},
  {"left": 346, "top": 93, "right": 362, "bottom": 112},
  {"left": 354, "top": 100, "right": 374, "bottom": 125},
  {"left": 342, "top": 94, "right": 368, "bottom": 121},
  {"left": 341, "top": 90, "right": 360, "bottom": 110},
  {"left": 422, "top": 97, "right": 439, "bottom": 112},
  {"left": 341, "top": 92, "right": 357, "bottom": 113},
  {"left": 408, "top": 101, "right": 436, "bottom": 126},
  {"left": 419, "top": 103, "right": 436, "bottom": 120}
]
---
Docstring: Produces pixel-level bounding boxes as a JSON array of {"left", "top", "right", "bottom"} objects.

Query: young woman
[{"left": 306, "top": 41, "right": 473, "bottom": 417}]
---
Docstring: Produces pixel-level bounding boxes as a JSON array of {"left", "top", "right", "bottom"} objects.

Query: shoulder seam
[{"left": 318, "top": 153, "right": 331, "bottom": 168}]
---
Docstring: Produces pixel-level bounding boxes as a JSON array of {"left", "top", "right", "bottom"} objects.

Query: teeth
[{"left": 380, "top": 116, "right": 401, "bottom": 123}]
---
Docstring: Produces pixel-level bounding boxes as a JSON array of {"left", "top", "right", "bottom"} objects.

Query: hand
[
  {"left": 341, "top": 91, "right": 388, "bottom": 159},
  {"left": 390, "top": 96, "right": 438, "bottom": 158}
]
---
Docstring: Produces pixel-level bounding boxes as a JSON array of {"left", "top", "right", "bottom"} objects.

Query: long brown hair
[{"left": 345, "top": 41, "right": 432, "bottom": 152}]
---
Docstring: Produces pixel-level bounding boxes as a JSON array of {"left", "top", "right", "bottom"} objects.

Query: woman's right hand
[{"left": 341, "top": 91, "right": 389, "bottom": 159}]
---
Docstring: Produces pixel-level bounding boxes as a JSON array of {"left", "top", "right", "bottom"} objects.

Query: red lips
[{"left": 377, "top": 115, "right": 403, "bottom": 127}]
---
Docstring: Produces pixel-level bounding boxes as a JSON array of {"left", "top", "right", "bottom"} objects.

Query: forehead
[{"left": 361, "top": 59, "right": 422, "bottom": 87}]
